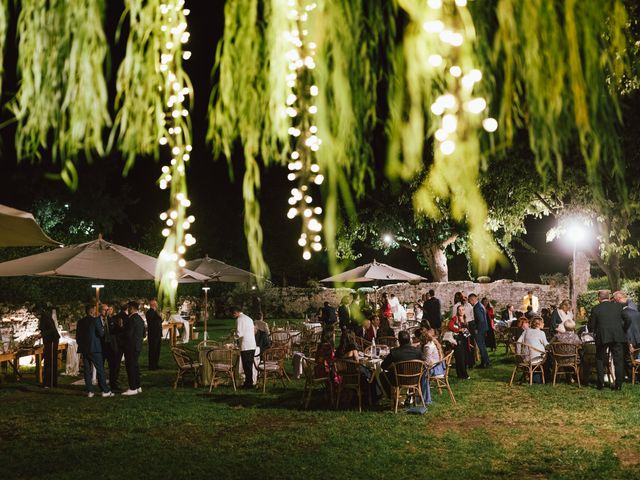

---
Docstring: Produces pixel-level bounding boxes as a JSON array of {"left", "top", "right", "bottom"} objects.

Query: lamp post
[
  {"left": 91, "top": 284, "right": 104, "bottom": 315},
  {"left": 202, "top": 285, "right": 210, "bottom": 341}
]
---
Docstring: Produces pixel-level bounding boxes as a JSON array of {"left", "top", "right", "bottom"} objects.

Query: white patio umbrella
[
  {"left": 320, "top": 260, "right": 426, "bottom": 283},
  {"left": 0, "top": 203, "right": 61, "bottom": 247},
  {"left": 0, "top": 236, "right": 208, "bottom": 282},
  {"left": 185, "top": 255, "right": 256, "bottom": 340},
  {"left": 185, "top": 255, "right": 255, "bottom": 283}
]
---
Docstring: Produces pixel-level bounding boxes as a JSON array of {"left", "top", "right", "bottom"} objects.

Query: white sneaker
[
  {"left": 102, "top": 391, "right": 115, "bottom": 397},
  {"left": 87, "top": 392, "right": 95, "bottom": 398},
  {"left": 121, "top": 389, "right": 139, "bottom": 396},
  {"left": 137, "top": 387, "right": 142, "bottom": 393}
]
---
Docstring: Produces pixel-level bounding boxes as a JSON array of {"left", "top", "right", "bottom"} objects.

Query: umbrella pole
[
  {"left": 92, "top": 284, "right": 104, "bottom": 316},
  {"left": 202, "top": 284, "right": 210, "bottom": 341}
]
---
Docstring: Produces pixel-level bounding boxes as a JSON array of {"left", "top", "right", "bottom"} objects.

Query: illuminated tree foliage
[{"left": 10, "top": 0, "right": 110, "bottom": 189}]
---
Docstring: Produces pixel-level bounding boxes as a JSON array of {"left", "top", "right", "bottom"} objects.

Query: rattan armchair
[
  {"left": 301, "top": 356, "right": 332, "bottom": 409},
  {"left": 256, "top": 347, "right": 289, "bottom": 393},
  {"left": 630, "top": 346, "right": 640, "bottom": 385},
  {"left": 206, "top": 348, "right": 238, "bottom": 392},
  {"left": 427, "top": 351, "right": 456, "bottom": 404},
  {"left": 170, "top": 346, "right": 202, "bottom": 389},
  {"left": 549, "top": 342, "right": 581, "bottom": 387},
  {"left": 334, "top": 359, "right": 366, "bottom": 412},
  {"left": 377, "top": 336, "right": 399, "bottom": 348},
  {"left": 270, "top": 331, "right": 292, "bottom": 357},
  {"left": 389, "top": 360, "right": 426, "bottom": 413},
  {"left": 509, "top": 342, "right": 547, "bottom": 386}
]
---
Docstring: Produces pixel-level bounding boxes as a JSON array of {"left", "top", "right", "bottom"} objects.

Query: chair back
[
  {"left": 354, "top": 336, "right": 372, "bottom": 351},
  {"left": 171, "top": 347, "right": 193, "bottom": 369},
  {"left": 262, "top": 346, "right": 287, "bottom": 363},
  {"left": 441, "top": 351, "right": 454, "bottom": 380},
  {"left": 512, "top": 342, "right": 545, "bottom": 364},
  {"left": 390, "top": 360, "right": 424, "bottom": 388},
  {"left": 550, "top": 342, "right": 580, "bottom": 367},
  {"left": 334, "top": 359, "right": 361, "bottom": 386},
  {"left": 302, "top": 356, "right": 325, "bottom": 381},
  {"left": 197, "top": 340, "right": 220, "bottom": 350},
  {"left": 206, "top": 347, "right": 234, "bottom": 367},
  {"left": 377, "top": 336, "right": 399, "bottom": 347},
  {"left": 271, "top": 330, "right": 291, "bottom": 344}
]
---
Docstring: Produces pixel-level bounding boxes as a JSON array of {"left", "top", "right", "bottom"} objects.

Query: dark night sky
[{"left": 0, "top": 1, "right": 572, "bottom": 285}]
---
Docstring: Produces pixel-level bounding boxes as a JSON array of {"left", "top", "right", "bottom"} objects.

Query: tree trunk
[
  {"left": 591, "top": 251, "right": 621, "bottom": 291},
  {"left": 422, "top": 244, "right": 449, "bottom": 282}
]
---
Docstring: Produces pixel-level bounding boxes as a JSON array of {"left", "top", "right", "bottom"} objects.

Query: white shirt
[
  {"left": 555, "top": 309, "right": 574, "bottom": 333},
  {"left": 389, "top": 296, "right": 400, "bottom": 313},
  {"left": 522, "top": 295, "right": 539, "bottom": 313},
  {"left": 236, "top": 313, "right": 256, "bottom": 351}
]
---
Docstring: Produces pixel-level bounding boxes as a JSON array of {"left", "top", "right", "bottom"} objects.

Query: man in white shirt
[{"left": 233, "top": 307, "right": 257, "bottom": 389}]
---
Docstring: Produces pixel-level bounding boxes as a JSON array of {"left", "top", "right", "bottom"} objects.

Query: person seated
[
  {"left": 422, "top": 329, "right": 446, "bottom": 377},
  {"left": 336, "top": 333, "right": 359, "bottom": 361},
  {"left": 314, "top": 332, "right": 339, "bottom": 384},
  {"left": 551, "top": 319, "right": 582, "bottom": 345},
  {"left": 514, "top": 316, "right": 530, "bottom": 341},
  {"left": 364, "top": 315, "right": 380, "bottom": 341},
  {"left": 380, "top": 331, "right": 427, "bottom": 401},
  {"left": 377, "top": 315, "right": 395, "bottom": 338},
  {"left": 524, "top": 306, "right": 536, "bottom": 321},
  {"left": 517, "top": 317, "right": 548, "bottom": 363}
]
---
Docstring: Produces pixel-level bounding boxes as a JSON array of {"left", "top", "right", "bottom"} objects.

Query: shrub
[
  {"left": 540, "top": 272, "right": 568, "bottom": 286},
  {"left": 577, "top": 290, "right": 599, "bottom": 320},
  {"left": 622, "top": 280, "right": 640, "bottom": 306},
  {"left": 587, "top": 276, "right": 610, "bottom": 291}
]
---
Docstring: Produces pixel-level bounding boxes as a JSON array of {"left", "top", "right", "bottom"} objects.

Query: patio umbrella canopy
[
  {"left": 185, "top": 255, "right": 255, "bottom": 283},
  {"left": 0, "top": 204, "right": 61, "bottom": 247},
  {"left": 320, "top": 260, "right": 426, "bottom": 283},
  {"left": 0, "top": 236, "right": 208, "bottom": 282}
]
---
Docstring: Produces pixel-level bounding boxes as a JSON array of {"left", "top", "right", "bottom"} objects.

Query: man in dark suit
[
  {"left": 337, "top": 295, "right": 351, "bottom": 332},
  {"left": 37, "top": 304, "right": 60, "bottom": 388},
  {"left": 106, "top": 305, "right": 126, "bottom": 391},
  {"left": 122, "top": 301, "right": 145, "bottom": 396},
  {"left": 423, "top": 289, "right": 442, "bottom": 329},
  {"left": 76, "top": 304, "right": 113, "bottom": 397},
  {"left": 98, "top": 303, "right": 119, "bottom": 391},
  {"left": 469, "top": 293, "right": 491, "bottom": 368},
  {"left": 146, "top": 299, "right": 163, "bottom": 370},
  {"left": 588, "top": 290, "right": 628, "bottom": 390},
  {"left": 381, "top": 330, "right": 427, "bottom": 402}
]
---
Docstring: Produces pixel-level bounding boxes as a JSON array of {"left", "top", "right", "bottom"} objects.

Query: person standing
[
  {"left": 107, "top": 305, "right": 126, "bottom": 391},
  {"left": 37, "top": 304, "right": 60, "bottom": 388},
  {"left": 98, "top": 303, "right": 118, "bottom": 391},
  {"left": 337, "top": 295, "right": 352, "bottom": 332},
  {"left": 448, "top": 305, "right": 470, "bottom": 380},
  {"left": 122, "top": 301, "right": 145, "bottom": 396},
  {"left": 319, "top": 301, "right": 337, "bottom": 337},
  {"left": 76, "top": 305, "right": 114, "bottom": 398},
  {"left": 469, "top": 294, "right": 491, "bottom": 368},
  {"left": 522, "top": 290, "right": 539, "bottom": 313},
  {"left": 146, "top": 299, "right": 163, "bottom": 370},
  {"left": 233, "top": 307, "right": 256, "bottom": 389},
  {"left": 588, "top": 290, "right": 628, "bottom": 390},
  {"left": 424, "top": 289, "right": 442, "bottom": 329}
]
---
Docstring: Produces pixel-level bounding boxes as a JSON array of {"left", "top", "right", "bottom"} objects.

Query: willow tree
[{"left": 209, "top": 0, "right": 634, "bottom": 281}]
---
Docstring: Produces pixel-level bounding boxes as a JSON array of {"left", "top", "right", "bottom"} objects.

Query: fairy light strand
[
  {"left": 422, "top": 0, "right": 497, "bottom": 157},
  {"left": 283, "top": 0, "right": 323, "bottom": 261},
  {"left": 156, "top": 0, "right": 195, "bottom": 299}
]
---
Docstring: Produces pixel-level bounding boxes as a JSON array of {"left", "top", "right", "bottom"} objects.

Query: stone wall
[{"left": 249, "top": 280, "right": 570, "bottom": 318}]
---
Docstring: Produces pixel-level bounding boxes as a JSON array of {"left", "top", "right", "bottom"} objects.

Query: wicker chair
[
  {"left": 301, "top": 356, "right": 332, "bottom": 409},
  {"left": 170, "top": 347, "right": 202, "bottom": 389},
  {"left": 300, "top": 331, "right": 322, "bottom": 357},
  {"left": 427, "top": 351, "right": 456, "bottom": 404},
  {"left": 549, "top": 342, "right": 581, "bottom": 387},
  {"left": 334, "top": 359, "right": 366, "bottom": 412},
  {"left": 377, "top": 336, "right": 399, "bottom": 348},
  {"left": 256, "top": 347, "right": 289, "bottom": 393},
  {"left": 630, "top": 346, "right": 640, "bottom": 385},
  {"left": 354, "top": 336, "right": 372, "bottom": 352},
  {"left": 270, "top": 331, "right": 292, "bottom": 357},
  {"left": 509, "top": 342, "right": 547, "bottom": 386},
  {"left": 206, "top": 348, "right": 237, "bottom": 393},
  {"left": 388, "top": 360, "right": 426, "bottom": 413}
]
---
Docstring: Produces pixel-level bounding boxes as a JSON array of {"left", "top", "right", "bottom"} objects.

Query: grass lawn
[{"left": 1, "top": 318, "right": 640, "bottom": 479}]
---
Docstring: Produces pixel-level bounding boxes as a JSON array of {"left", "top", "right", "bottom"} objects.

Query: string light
[
  {"left": 283, "top": 0, "right": 323, "bottom": 260},
  {"left": 423, "top": 0, "right": 497, "bottom": 158},
  {"left": 156, "top": 0, "right": 195, "bottom": 300}
]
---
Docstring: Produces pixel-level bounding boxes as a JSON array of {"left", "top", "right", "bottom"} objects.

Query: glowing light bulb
[
  {"left": 440, "top": 140, "right": 456, "bottom": 155},
  {"left": 482, "top": 117, "right": 498, "bottom": 132},
  {"left": 450, "top": 66, "right": 462, "bottom": 77},
  {"left": 423, "top": 20, "right": 444, "bottom": 33},
  {"left": 442, "top": 114, "right": 457, "bottom": 133},
  {"left": 302, "top": 250, "right": 311, "bottom": 260},
  {"left": 466, "top": 98, "right": 487, "bottom": 113},
  {"left": 428, "top": 54, "right": 443, "bottom": 67}
]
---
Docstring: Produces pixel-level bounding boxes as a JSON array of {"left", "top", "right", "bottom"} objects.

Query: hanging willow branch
[
  {"left": 111, "top": 0, "right": 166, "bottom": 174},
  {"left": 491, "top": 0, "right": 629, "bottom": 196},
  {"left": 10, "top": 0, "right": 110, "bottom": 189},
  {"left": 0, "top": 0, "right": 7, "bottom": 97}
]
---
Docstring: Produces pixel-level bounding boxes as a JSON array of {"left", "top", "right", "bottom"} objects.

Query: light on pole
[
  {"left": 202, "top": 285, "right": 210, "bottom": 341},
  {"left": 91, "top": 284, "right": 104, "bottom": 315}
]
